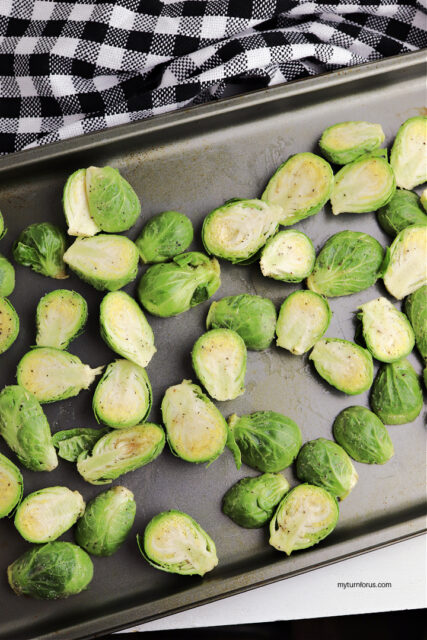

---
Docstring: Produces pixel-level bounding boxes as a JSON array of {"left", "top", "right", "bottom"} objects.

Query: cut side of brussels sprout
[
  {"left": 192, "top": 329, "right": 246, "bottom": 401},
  {"left": 276, "top": 290, "right": 331, "bottom": 355},
  {"left": 269, "top": 484, "right": 339, "bottom": 555},
  {"left": 370, "top": 359, "right": 423, "bottom": 424},
  {"left": 260, "top": 230, "right": 315, "bottom": 282},
  {"left": 13, "top": 222, "right": 68, "bottom": 279},
  {"left": 139, "top": 510, "right": 218, "bottom": 576},
  {"left": 86, "top": 166, "right": 141, "bottom": 232},
  {"left": 63, "top": 168, "right": 101, "bottom": 236},
  {"left": 136, "top": 210, "right": 194, "bottom": 263},
  {"left": 383, "top": 225, "right": 427, "bottom": 300},
  {"left": 333, "top": 406, "right": 394, "bottom": 464},
  {"left": 0, "top": 254, "right": 15, "bottom": 297},
  {"left": 390, "top": 116, "right": 427, "bottom": 189},
  {"left": 358, "top": 297, "right": 415, "bottom": 363},
  {"left": 222, "top": 473, "right": 290, "bottom": 528},
  {"left": 319, "top": 121, "right": 385, "bottom": 165},
  {"left": 161, "top": 379, "right": 228, "bottom": 464},
  {"left": 405, "top": 285, "right": 427, "bottom": 360},
  {"left": 100, "top": 291, "right": 156, "bottom": 368},
  {"left": 0, "top": 296, "right": 19, "bottom": 355},
  {"left": 421, "top": 188, "right": 427, "bottom": 212},
  {"left": 52, "top": 427, "right": 110, "bottom": 462},
  {"left": 377, "top": 189, "right": 427, "bottom": 236},
  {"left": 310, "top": 338, "right": 373, "bottom": 395},
  {"left": 36, "top": 289, "right": 88, "bottom": 350},
  {"left": 262, "top": 152, "right": 333, "bottom": 225},
  {"left": 0, "top": 452, "right": 23, "bottom": 518}
]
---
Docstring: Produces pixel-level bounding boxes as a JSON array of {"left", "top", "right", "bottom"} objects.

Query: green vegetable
[
  {"left": 390, "top": 116, "right": 427, "bottom": 189},
  {"left": 405, "top": 285, "right": 427, "bottom": 360},
  {"left": 0, "top": 452, "right": 23, "bottom": 518},
  {"left": 260, "top": 230, "right": 315, "bottom": 282},
  {"left": 52, "top": 427, "right": 110, "bottom": 462},
  {"left": 0, "top": 254, "right": 15, "bottom": 296},
  {"left": 136, "top": 210, "right": 194, "bottom": 263},
  {"left": 421, "top": 188, "right": 427, "bottom": 212},
  {"left": 319, "top": 121, "right": 385, "bottom": 165},
  {"left": 370, "top": 359, "right": 423, "bottom": 424},
  {"left": 310, "top": 338, "right": 373, "bottom": 395},
  {"left": 333, "top": 406, "right": 394, "bottom": 464},
  {"left": 0, "top": 210, "right": 5, "bottom": 239},
  {"left": 377, "top": 189, "right": 427, "bottom": 236},
  {"left": 63, "top": 168, "right": 100, "bottom": 236},
  {"left": 0, "top": 296, "right": 19, "bottom": 355},
  {"left": 85, "top": 166, "right": 141, "bottom": 232},
  {"left": 36, "top": 289, "right": 88, "bottom": 349},
  {"left": 383, "top": 225, "right": 427, "bottom": 300},
  {"left": 13, "top": 222, "right": 67, "bottom": 279},
  {"left": 358, "top": 297, "right": 415, "bottom": 362},
  {"left": 276, "top": 290, "right": 331, "bottom": 355},
  {"left": 222, "top": 473, "right": 290, "bottom": 528}
]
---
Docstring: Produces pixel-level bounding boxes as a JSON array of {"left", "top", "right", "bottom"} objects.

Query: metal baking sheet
[{"left": 0, "top": 51, "right": 425, "bottom": 640}]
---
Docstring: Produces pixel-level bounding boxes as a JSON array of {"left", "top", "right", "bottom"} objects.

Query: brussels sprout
[
  {"left": 405, "top": 285, "right": 427, "bottom": 360},
  {"left": 276, "top": 290, "right": 331, "bottom": 355},
  {"left": 307, "top": 231, "right": 384, "bottom": 297},
  {"left": 262, "top": 153, "right": 333, "bottom": 225},
  {"left": 93, "top": 360, "right": 152, "bottom": 428},
  {"left": 52, "top": 427, "right": 110, "bottom": 462},
  {"left": 100, "top": 291, "right": 156, "bottom": 368},
  {"left": 222, "top": 473, "right": 290, "bottom": 528},
  {"left": 77, "top": 423, "right": 164, "bottom": 485},
  {"left": 383, "top": 225, "right": 427, "bottom": 300},
  {"left": 333, "top": 406, "right": 394, "bottom": 464},
  {"left": 358, "top": 297, "right": 415, "bottom": 363},
  {"left": 0, "top": 385, "right": 57, "bottom": 471},
  {"left": 15, "top": 486, "right": 85, "bottom": 543},
  {"left": 36, "top": 289, "right": 88, "bottom": 350},
  {"left": 421, "top": 188, "right": 427, "bottom": 212},
  {"left": 370, "top": 359, "right": 423, "bottom": 424},
  {"left": 0, "top": 210, "right": 5, "bottom": 239},
  {"left": 260, "top": 230, "right": 315, "bottom": 283},
  {"left": 8, "top": 541, "right": 93, "bottom": 599},
  {"left": 377, "top": 189, "right": 427, "bottom": 236},
  {"left": 269, "top": 484, "right": 339, "bottom": 555},
  {"left": 138, "top": 510, "right": 218, "bottom": 576},
  {"left": 0, "top": 253, "right": 15, "bottom": 297},
  {"left": 63, "top": 168, "right": 100, "bottom": 236},
  {"left": 136, "top": 210, "right": 194, "bottom": 264},
  {"left": 192, "top": 329, "right": 246, "bottom": 401},
  {"left": 310, "top": 338, "right": 373, "bottom": 395},
  {"left": 13, "top": 222, "right": 67, "bottom": 279},
  {"left": 17, "top": 347, "right": 103, "bottom": 403},
  {"left": 0, "top": 452, "right": 23, "bottom": 518},
  {"left": 0, "top": 296, "right": 19, "bottom": 355},
  {"left": 75, "top": 486, "right": 136, "bottom": 556},
  {"left": 85, "top": 166, "right": 141, "bottom": 232},
  {"left": 138, "top": 251, "right": 221, "bottom": 317},
  {"left": 390, "top": 116, "right": 427, "bottom": 189},
  {"left": 227, "top": 411, "right": 302, "bottom": 472},
  {"left": 63, "top": 234, "right": 139, "bottom": 291},
  {"left": 161, "top": 379, "right": 228, "bottom": 464},
  {"left": 319, "top": 121, "right": 385, "bottom": 165}
]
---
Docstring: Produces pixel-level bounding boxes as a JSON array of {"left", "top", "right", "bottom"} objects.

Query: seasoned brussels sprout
[
  {"left": 307, "top": 231, "right": 384, "bottom": 297},
  {"left": 222, "top": 473, "right": 290, "bottom": 528},
  {"left": 370, "top": 359, "right": 423, "bottom": 424},
  {"left": 161, "top": 379, "right": 228, "bottom": 464},
  {"left": 75, "top": 486, "right": 136, "bottom": 556},
  {"left": 13, "top": 222, "right": 68, "bottom": 279},
  {"left": 138, "top": 251, "right": 221, "bottom": 317},
  {"left": 0, "top": 296, "right": 19, "bottom": 355},
  {"left": 421, "top": 188, "right": 427, "bottom": 212},
  {"left": 63, "top": 234, "right": 139, "bottom": 291},
  {"left": 15, "top": 486, "right": 85, "bottom": 543},
  {"left": 17, "top": 347, "right": 103, "bottom": 403},
  {"left": 319, "top": 121, "right": 385, "bottom": 165},
  {"left": 269, "top": 484, "right": 339, "bottom": 555},
  {"left": 63, "top": 168, "right": 100, "bottom": 236},
  {"left": 0, "top": 385, "right": 57, "bottom": 471},
  {"left": 260, "top": 230, "right": 315, "bottom": 282},
  {"left": 227, "top": 411, "right": 302, "bottom": 472},
  {"left": 36, "top": 289, "right": 88, "bottom": 350},
  {"left": 85, "top": 166, "right": 141, "bottom": 232},
  {"left": 405, "top": 285, "right": 427, "bottom": 360},
  {"left": 383, "top": 225, "right": 427, "bottom": 300},
  {"left": 310, "top": 338, "right": 373, "bottom": 395},
  {"left": 138, "top": 510, "right": 218, "bottom": 576},
  {"left": 0, "top": 210, "right": 5, "bottom": 239},
  {"left": 276, "top": 290, "right": 331, "bottom": 355},
  {"left": 0, "top": 253, "right": 15, "bottom": 297},
  {"left": 77, "top": 423, "right": 164, "bottom": 484},
  {"left": 262, "top": 153, "right": 333, "bottom": 225},
  {"left": 192, "top": 329, "right": 246, "bottom": 401},
  {"left": 206, "top": 294, "right": 276, "bottom": 351},
  {"left": 52, "top": 427, "right": 109, "bottom": 462},
  {"left": 100, "top": 291, "right": 156, "bottom": 368},
  {"left": 136, "top": 210, "right": 194, "bottom": 263},
  {"left": 333, "top": 406, "right": 394, "bottom": 464},
  {"left": 390, "top": 116, "right": 427, "bottom": 189},
  {"left": 8, "top": 542, "right": 93, "bottom": 599},
  {"left": 358, "top": 297, "right": 415, "bottom": 362},
  {"left": 0, "top": 452, "right": 23, "bottom": 518},
  {"left": 377, "top": 189, "right": 427, "bottom": 236}
]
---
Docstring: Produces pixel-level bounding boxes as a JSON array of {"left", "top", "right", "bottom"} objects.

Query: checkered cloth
[{"left": 0, "top": 1, "right": 425, "bottom": 155}]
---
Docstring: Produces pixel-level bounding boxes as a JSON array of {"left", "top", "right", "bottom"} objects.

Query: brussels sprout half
[
  {"left": 0, "top": 452, "right": 23, "bottom": 518},
  {"left": 333, "top": 406, "right": 394, "bottom": 464},
  {"left": 222, "top": 473, "right": 290, "bottom": 528},
  {"left": 377, "top": 189, "right": 427, "bottom": 237},
  {"left": 86, "top": 166, "right": 141, "bottom": 232},
  {"left": 0, "top": 296, "right": 19, "bottom": 355},
  {"left": 319, "top": 121, "right": 385, "bottom": 165},
  {"left": 421, "top": 188, "right": 427, "bottom": 212},
  {"left": 260, "top": 230, "right": 315, "bottom": 283},
  {"left": 358, "top": 297, "right": 415, "bottom": 363},
  {"left": 63, "top": 168, "right": 100, "bottom": 237},
  {"left": 13, "top": 222, "right": 68, "bottom": 279},
  {"left": 36, "top": 289, "right": 88, "bottom": 350},
  {"left": 52, "top": 427, "right": 110, "bottom": 462},
  {"left": 370, "top": 359, "right": 423, "bottom": 424},
  {"left": 0, "top": 253, "right": 15, "bottom": 297},
  {"left": 310, "top": 338, "right": 373, "bottom": 395},
  {"left": 405, "top": 285, "right": 427, "bottom": 360},
  {"left": 276, "top": 290, "right": 331, "bottom": 355},
  {"left": 138, "top": 510, "right": 218, "bottom": 576},
  {"left": 136, "top": 210, "right": 194, "bottom": 264},
  {"left": 390, "top": 116, "right": 427, "bottom": 190},
  {"left": 383, "top": 225, "right": 427, "bottom": 300}
]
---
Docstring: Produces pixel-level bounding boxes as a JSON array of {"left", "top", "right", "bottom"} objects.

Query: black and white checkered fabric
[{"left": 0, "top": 1, "right": 426, "bottom": 154}]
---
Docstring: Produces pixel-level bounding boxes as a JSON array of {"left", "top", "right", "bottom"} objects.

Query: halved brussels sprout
[
  {"left": 13, "top": 222, "right": 68, "bottom": 279},
  {"left": 405, "top": 285, "right": 427, "bottom": 360},
  {"left": 8, "top": 542, "right": 93, "bottom": 600},
  {"left": 75, "top": 486, "right": 136, "bottom": 556},
  {"left": 421, "top": 188, "right": 427, "bottom": 212},
  {"left": 100, "top": 291, "right": 156, "bottom": 368},
  {"left": 333, "top": 406, "right": 394, "bottom": 464},
  {"left": 276, "top": 290, "right": 331, "bottom": 355},
  {"left": 307, "top": 231, "right": 384, "bottom": 297},
  {"left": 192, "top": 329, "right": 246, "bottom": 401},
  {"left": 0, "top": 210, "right": 5, "bottom": 239},
  {"left": 136, "top": 210, "right": 194, "bottom": 263},
  {"left": 227, "top": 411, "right": 302, "bottom": 472},
  {"left": 17, "top": 347, "right": 103, "bottom": 403},
  {"left": 0, "top": 253, "right": 15, "bottom": 296},
  {"left": 0, "top": 296, "right": 19, "bottom": 355},
  {"left": 161, "top": 379, "right": 228, "bottom": 464},
  {"left": 63, "top": 234, "right": 139, "bottom": 291},
  {"left": 390, "top": 116, "right": 427, "bottom": 189},
  {"left": 222, "top": 473, "right": 290, "bottom": 528},
  {"left": 310, "top": 338, "right": 373, "bottom": 395},
  {"left": 269, "top": 484, "right": 339, "bottom": 555},
  {"left": 77, "top": 423, "right": 164, "bottom": 484},
  {"left": 14, "top": 486, "right": 85, "bottom": 543},
  {"left": 85, "top": 166, "right": 141, "bottom": 232},
  {"left": 358, "top": 297, "right": 415, "bottom": 363},
  {"left": 383, "top": 225, "right": 427, "bottom": 300},
  {"left": 52, "top": 427, "right": 110, "bottom": 462},
  {"left": 0, "top": 385, "right": 57, "bottom": 471},
  {"left": 63, "top": 168, "right": 100, "bottom": 236},
  {"left": 370, "top": 359, "right": 423, "bottom": 424},
  {"left": 138, "top": 510, "right": 218, "bottom": 576},
  {"left": 36, "top": 289, "right": 88, "bottom": 350},
  {"left": 0, "top": 452, "right": 23, "bottom": 518},
  {"left": 262, "top": 153, "right": 333, "bottom": 225},
  {"left": 319, "top": 121, "right": 385, "bottom": 165},
  {"left": 377, "top": 189, "right": 427, "bottom": 236},
  {"left": 138, "top": 251, "right": 221, "bottom": 317},
  {"left": 260, "top": 230, "right": 315, "bottom": 282}
]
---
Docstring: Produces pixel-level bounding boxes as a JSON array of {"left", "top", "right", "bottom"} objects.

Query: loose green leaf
[
  {"left": 13, "top": 223, "right": 68, "bottom": 279},
  {"left": 52, "top": 427, "right": 110, "bottom": 462}
]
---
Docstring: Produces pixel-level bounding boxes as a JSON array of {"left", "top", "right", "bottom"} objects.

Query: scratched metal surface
[{"left": 0, "top": 52, "right": 425, "bottom": 640}]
